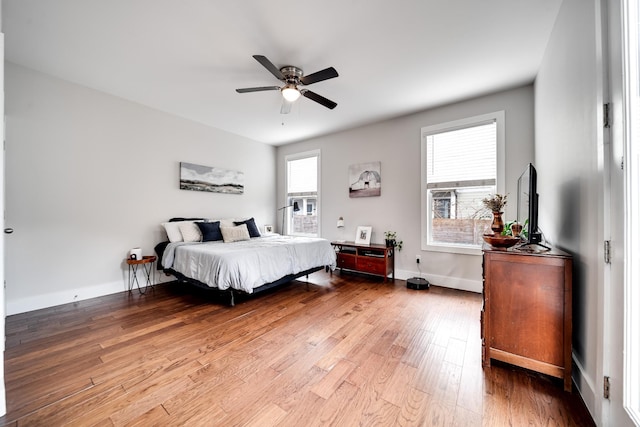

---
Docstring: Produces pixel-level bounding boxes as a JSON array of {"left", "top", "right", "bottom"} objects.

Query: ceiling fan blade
[
  {"left": 302, "top": 90, "right": 337, "bottom": 109},
  {"left": 253, "top": 55, "right": 285, "bottom": 81},
  {"left": 300, "top": 67, "right": 339, "bottom": 85},
  {"left": 280, "top": 100, "right": 292, "bottom": 115},
  {"left": 236, "top": 86, "right": 281, "bottom": 93}
]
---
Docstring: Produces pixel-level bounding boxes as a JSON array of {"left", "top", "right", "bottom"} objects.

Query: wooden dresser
[
  {"left": 481, "top": 245, "right": 573, "bottom": 391},
  {"left": 331, "top": 241, "right": 394, "bottom": 281}
]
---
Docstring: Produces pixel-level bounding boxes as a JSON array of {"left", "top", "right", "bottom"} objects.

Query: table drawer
[
  {"left": 337, "top": 254, "right": 356, "bottom": 270},
  {"left": 356, "top": 257, "right": 387, "bottom": 275}
]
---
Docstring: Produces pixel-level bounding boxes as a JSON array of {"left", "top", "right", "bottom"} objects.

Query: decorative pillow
[
  {"left": 233, "top": 217, "right": 261, "bottom": 238},
  {"left": 220, "top": 224, "right": 251, "bottom": 243},
  {"left": 220, "top": 219, "right": 236, "bottom": 228},
  {"left": 178, "top": 221, "right": 202, "bottom": 242},
  {"left": 197, "top": 221, "right": 223, "bottom": 242},
  {"left": 162, "top": 222, "right": 184, "bottom": 243}
]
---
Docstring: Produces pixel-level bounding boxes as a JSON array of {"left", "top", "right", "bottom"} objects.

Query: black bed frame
[{"left": 164, "top": 266, "right": 325, "bottom": 306}]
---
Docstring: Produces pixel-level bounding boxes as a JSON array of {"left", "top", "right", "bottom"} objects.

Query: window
[
  {"left": 432, "top": 191, "right": 455, "bottom": 219},
  {"left": 285, "top": 151, "right": 320, "bottom": 236},
  {"left": 421, "top": 111, "right": 505, "bottom": 254}
]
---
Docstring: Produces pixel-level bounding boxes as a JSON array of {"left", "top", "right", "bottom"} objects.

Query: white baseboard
[
  {"left": 6, "top": 272, "right": 175, "bottom": 315},
  {"left": 395, "top": 268, "right": 482, "bottom": 293},
  {"left": 6, "top": 280, "right": 126, "bottom": 315},
  {"left": 571, "top": 352, "right": 597, "bottom": 422}
]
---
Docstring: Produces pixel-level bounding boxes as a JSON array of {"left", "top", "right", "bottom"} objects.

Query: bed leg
[{"left": 229, "top": 290, "right": 235, "bottom": 307}]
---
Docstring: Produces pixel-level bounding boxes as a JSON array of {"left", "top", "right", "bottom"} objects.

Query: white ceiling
[{"left": 2, "top": 0, "right": 562, "bottom": 145}]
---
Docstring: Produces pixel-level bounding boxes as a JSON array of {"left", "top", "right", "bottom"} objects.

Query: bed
[{"left": 155, "top": 217, "right": 336, "bottom": 305}]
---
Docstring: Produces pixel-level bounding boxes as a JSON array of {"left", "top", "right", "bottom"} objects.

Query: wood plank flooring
[{"left": 1, "top": 272, "right": 594, "bottom": 426}]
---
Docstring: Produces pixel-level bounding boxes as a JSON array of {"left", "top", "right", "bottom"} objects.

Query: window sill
[{"left": 421, "top": 243, "right": 482, "bottom": 256}]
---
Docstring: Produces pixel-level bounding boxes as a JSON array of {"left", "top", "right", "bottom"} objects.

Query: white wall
[
  {"left": 277, "top": 86, "right": 534, "bottom": 292},
  {"left": 534, "top": 0, "right": 603, "bottom": 421},
  {"left": 4, "top": 62, "right": 276, "bottom": 314}
]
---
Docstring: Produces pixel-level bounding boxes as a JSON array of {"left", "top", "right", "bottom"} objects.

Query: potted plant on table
[
  {"left": 503, "top": 220, "right": 524, "bottom": 238},
  {"left": 384, "top": 231, "right": 403, "bottom": 251}
]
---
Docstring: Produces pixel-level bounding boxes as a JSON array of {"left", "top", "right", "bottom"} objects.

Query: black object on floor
[{"left": 407, "top": 277, "right": 430, "bottom": 290}]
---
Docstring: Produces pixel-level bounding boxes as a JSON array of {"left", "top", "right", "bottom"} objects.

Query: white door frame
[
  {"left": 0, "top": 31, "right": 7, "bottom": 416},
  {"left": 603, "top": 0, "right": 638, "bottom": 425},
  {"left": 620, "top": 0, "right": 640, "bottom": 423}
]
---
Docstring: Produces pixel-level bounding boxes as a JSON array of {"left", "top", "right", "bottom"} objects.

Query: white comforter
[{"left": 162, "top": 235, "right": 336, "bottom": 293}]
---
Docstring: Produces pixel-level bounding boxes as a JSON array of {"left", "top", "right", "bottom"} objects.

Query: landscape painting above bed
[{"left": 180, "top": 162, "right": 244, "bottom": 194}]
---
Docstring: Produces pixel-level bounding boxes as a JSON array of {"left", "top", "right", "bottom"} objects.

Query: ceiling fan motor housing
[{"left": 280, "top": 66, "right": 303, "bottom": 84}]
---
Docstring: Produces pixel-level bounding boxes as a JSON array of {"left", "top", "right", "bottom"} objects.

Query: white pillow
[
  {"left": 210, "top": 218, "right": 236, "bottom": 228},
  {"left": 220, "top": 224, "right": 251, "bottom": 243},
  {"left": 178, "top": 221, "right": 202, "bottom": 242},
  {"left": 162, "top": 222, "right": 183, "bottom": 243}
]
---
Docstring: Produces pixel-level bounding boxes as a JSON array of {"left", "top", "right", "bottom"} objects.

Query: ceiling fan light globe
[{"left": 282, "top": 86, "right": 301, "bottom": 102}]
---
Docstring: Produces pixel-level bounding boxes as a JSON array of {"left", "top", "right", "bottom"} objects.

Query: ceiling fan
[{"left": 236, "top": 55, "right": 339, "bottom": 114}]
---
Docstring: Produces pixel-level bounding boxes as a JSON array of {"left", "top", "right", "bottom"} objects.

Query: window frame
[
  {"left": 284, "top": 150, "right": 321, "bottom": 237},
  {"left": 420, "top": 111, "right": 505, "bottom": 255}
]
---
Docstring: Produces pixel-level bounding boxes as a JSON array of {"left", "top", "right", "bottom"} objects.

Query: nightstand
[{"left": 126, "top": 255, "right": 156, "bottom": 294}]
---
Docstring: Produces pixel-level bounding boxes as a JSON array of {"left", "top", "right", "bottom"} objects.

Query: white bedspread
[{"left": 162, "top": 235, "right": 336, "bottom": 293}]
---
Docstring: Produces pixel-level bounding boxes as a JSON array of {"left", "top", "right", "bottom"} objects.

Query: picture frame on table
[{"left": 355, "top": 226, "right": 372, "bottom": 245}]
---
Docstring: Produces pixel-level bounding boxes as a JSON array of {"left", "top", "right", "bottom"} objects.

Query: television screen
[{"left": 517, "top": 163, "right": 541, "bottom": 244}]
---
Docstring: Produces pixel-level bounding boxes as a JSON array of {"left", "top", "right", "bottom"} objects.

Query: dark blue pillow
[
  {"left": 197, "top": 221, "right": 223, "bottom": 242},
  {"left": 234, "top": 218, "right": 261, "bottom": 238}
]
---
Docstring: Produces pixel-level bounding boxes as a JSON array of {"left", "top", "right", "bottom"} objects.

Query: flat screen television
[{"left": 517, "top": 163, "right": 542, "bottom": 245}]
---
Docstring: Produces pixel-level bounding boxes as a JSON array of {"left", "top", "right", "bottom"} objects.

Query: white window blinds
[
  {"left": 287, "top": 156, "right": 317, "bottom": 195},
  {"left": 426, "top": 121, "right": 497, "bottom": 189}
]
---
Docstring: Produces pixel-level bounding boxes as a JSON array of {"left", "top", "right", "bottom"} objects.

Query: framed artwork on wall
[
  {"left": 180, "top": 162, "right": 244, "bottom": 194},
  {"left": 355, "top": 226, "right": 372, "bottom": 245},
  {"left": 349, "top": 161, "right": 381, "bottom": 198}
]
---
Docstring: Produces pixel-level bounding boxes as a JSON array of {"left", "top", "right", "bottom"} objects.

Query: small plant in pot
[
  {"left": 502, "top": 220, "right": 524, "bottom": 238},
  {"left": 384, "top": 231, "right": 403, "bottom": 251}
]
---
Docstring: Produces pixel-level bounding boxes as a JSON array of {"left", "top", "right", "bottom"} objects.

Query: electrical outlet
[{"left": 416, "top": 255, "right": 421, "bottom": 264}]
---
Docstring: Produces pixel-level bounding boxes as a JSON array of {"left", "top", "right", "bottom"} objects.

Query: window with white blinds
[
  {"left": 285, "top": 151, "right": 320, "bottom": 237},
  {"left": 421, "top": 112, "right": 504, "bottom": 253}
]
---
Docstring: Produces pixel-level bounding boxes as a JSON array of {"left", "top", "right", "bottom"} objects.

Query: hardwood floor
[{"left": 1, "top": 272, "right": 594, "bottom": 426}]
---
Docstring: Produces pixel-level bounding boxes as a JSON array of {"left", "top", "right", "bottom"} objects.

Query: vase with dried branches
[{"left": 482, "top": 193, "right": 508, "bottom": 235}]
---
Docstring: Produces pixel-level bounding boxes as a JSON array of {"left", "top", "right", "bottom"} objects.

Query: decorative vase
[
  {"left": 490, "top": 211, "right": 504, "bottom": 235},
  {"left": 385, "top": 239, "right": 395, "bottom": 248}
]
